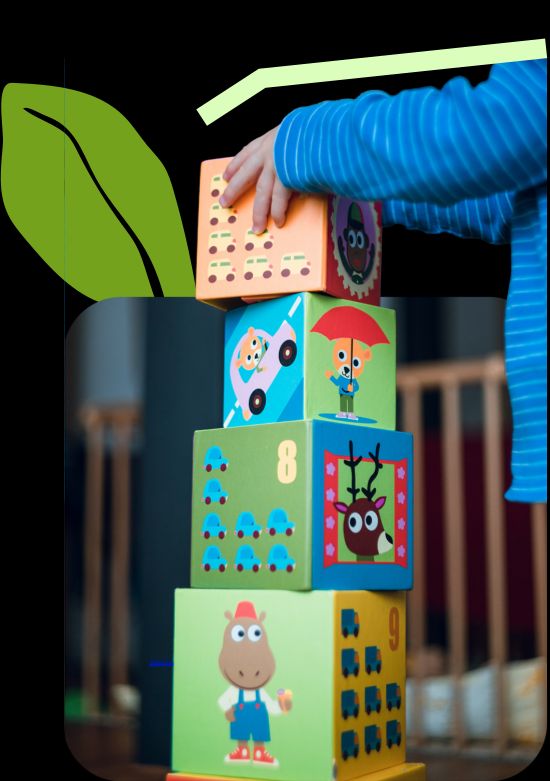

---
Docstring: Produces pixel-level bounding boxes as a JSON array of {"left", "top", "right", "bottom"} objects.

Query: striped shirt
[{"left": 274, "top": 59, "right": 547, "bottom": 503}]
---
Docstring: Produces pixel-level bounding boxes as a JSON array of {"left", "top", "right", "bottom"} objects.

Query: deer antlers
[
  {"left": 342, "top": 440, "right": 383, "bottom": 502},
  {"left": 343, "top": 440, "right": 363, "bottom": 502},
  {"left": 362, "top": 443, "right": 383, "bottom": 500}
]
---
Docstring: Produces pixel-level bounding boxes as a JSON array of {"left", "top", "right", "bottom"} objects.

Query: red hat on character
[{"left": 234, "top": 601, "right": 257, "bottom": 620}]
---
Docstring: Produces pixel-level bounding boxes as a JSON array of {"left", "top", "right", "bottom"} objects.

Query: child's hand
[
  {"left": 220, "top": 127, "right": 293, "bottom": 234},
  {"left": 225, "top": 706, "right": 236, "bottom": 722},
  {"left": 347, "top": 384, "right": 354, "bottom": 392}
]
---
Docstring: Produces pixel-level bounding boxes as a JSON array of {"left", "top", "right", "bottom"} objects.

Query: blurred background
[{"left": 64, "top": 294, "right": 546, "bottom": 780}]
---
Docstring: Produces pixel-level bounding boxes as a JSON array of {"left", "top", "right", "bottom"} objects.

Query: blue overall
[{"left": 230, "top": 689, "right": 271, "bottom": 743}]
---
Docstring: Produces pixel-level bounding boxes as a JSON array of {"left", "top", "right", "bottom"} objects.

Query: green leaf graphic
[{"left": 1, "top": 83, "right": 195, "bottom": 298}]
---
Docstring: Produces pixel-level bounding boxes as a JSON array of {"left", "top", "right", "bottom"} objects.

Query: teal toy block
[
  {"left": 190, "top": 419, "right": 413, "bottom": 591},
  {"left": 171, "top": 589, "right": 406, "bottom": 781},
  {"left": 223, "top": 292, "right": 395, "bottom": 430}
]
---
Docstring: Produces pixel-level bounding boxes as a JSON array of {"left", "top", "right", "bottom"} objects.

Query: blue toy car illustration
[
  {"left": 365, "top": 646, "right": 382, "bottom": 674},
  {"left": 266, "top": 508, "right": 295, "bottom": 536},
  {"left": 235, "top": 545, "right": 261, "bottom": 572},
  {"left": 203, "top": 446, "right": 228, "bottom": 472},
  {"left": 341, "top": 609, "right": 360, "bottom": 638},
  {"left": 386, "top": 683, "right": 402, "bottom": 710},
  {"left": 341, "top": 649, "right": 360, "bottom": 678},
  {"left": 201, "top": 546, "right": 227, "bottom": 572},
  {"left": 235, "top": 511, "right": 262, "bottom": 539},
  {"left": 364, "top": 686, "right": 381, "bottom": 715},
  {"left": 386, "top": 720, "right": 401, "bottom": 748},
  {"left": 364, "top": 725, "right": 382, "bottom": 754},
  {"left": 201, "top": 513, "right": 227, "bottom": 539},
  {"left": 202, "top": 479, "right": 228, "bottom": 505},
  {"left": 341, "top": 690, "right": 359, "bottom": 719},
  {"left": 341, "top": 730, "right": 359, "bottom": 760},
  {"left": 267, "top": 544, "right": 296, "bottom": 572}
]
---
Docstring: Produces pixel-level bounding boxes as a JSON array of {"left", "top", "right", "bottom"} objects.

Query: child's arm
[
  {"left": 273, "top": 60, "right": 546, "bottom": 205},
  {"left": 382, "top": 191, "right": 514, "bottom": 245}
]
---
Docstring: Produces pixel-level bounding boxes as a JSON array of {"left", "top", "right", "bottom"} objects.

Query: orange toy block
[
  {"left": 196, "top": 159, "right": 382, "bottom": 308},
  {"left": 166, "top": 761, "right": 426, "bottom": 781}
]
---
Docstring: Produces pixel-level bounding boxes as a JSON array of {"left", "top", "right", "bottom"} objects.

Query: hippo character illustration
[{"left": 218, "top": 601, "right": 292, "bottom": 767}]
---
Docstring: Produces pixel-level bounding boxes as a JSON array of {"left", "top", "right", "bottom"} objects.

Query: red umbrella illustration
[{"left": 311, "top": 307, "right": 390, "bottom": 384}]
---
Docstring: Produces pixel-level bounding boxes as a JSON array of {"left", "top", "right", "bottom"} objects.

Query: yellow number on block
[{"left": 277, "top": 440, "right": 297, "bottom": 483}]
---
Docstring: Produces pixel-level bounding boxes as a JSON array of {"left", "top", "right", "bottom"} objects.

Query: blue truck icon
[
  {"left": 235, "top": 511, "right": 262, "bottom": 539},
  {"left": 235, "top": 545, "right": 261, "bottom": 572},
  {"left": 341, "top": 730, "right": 359, "bottom": 760},
  {"left": 341, "top": 609, "right": 360, "bottom": 638},
  {"left": 386, "top": 720, "right": 402, "bottom": 748},
  {"left": 341, "top": 690, "right": 359, "bottom": 719},
  {"left": 364, "top": 724, "right": 382, "bottom": 754},
  {"left": 341, "top": 649, "right": 360, "bottom": 678},
  {"left": 203, "top": 446, "right": 228, "bottom": 472},
  {"left": 266, "top": 508, "right": 295, "bottom": 536},
  {"left": 202, "top": 479, "right": 228, "bottom": 505},
  {"left": 201, "top": 513, "right": 227, "bottom": 539},
  {"left": 364, "top": 686, "right": 381, "bottom": 715},
  {"left": 201, "top": 546, "right": 227, "bottom": 572},
  {"left": 386, "top": 683, "right": 402, "bottom": 710},
  {"left": 365, "top": 646, "right": 382, "bottom": 674}
]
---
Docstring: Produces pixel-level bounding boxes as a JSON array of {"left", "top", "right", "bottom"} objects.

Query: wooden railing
[
  {"left": 398, "top": 353, "right": 547, "bottom": 753},
  {"left": 79, "top": 404, "right": 141, "bottom": 717}
]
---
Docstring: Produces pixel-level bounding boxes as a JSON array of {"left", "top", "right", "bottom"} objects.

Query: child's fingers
[
  {"left": 271, "top": 178, "right": 292, "bottom": 228},
  {"left": 223, "top": 140, "right": 257, "bottom": 182},
  {"left": 252, "top": 166, "right": 275, "bottom": 233},
  {"left": 221, "top": 154, "right": 262, "bottom": 208}
]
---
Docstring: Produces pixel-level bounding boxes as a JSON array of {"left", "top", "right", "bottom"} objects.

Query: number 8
[{"left": 277, "top": 440, "right": 297, "bottom": 484}]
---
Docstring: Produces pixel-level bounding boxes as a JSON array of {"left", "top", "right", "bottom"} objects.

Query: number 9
[{"left": 389, "top": 607, "right": 399, "bottom": 651}]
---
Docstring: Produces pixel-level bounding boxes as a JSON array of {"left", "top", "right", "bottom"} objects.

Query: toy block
[
  {"left": 191, "top": 420, "right": 413, "bottom": 591},
  {"left": 223, "top": 293, "right": 395, "bottom": 431},
  {"left": 172, "top": 589, "right": 406, "bottom": 781},
  {"left": 196, "top": 158, "right": 382, "bottom": 308},
  {"left": 168, "top": 764, "right": 426, "bottom": 780}
]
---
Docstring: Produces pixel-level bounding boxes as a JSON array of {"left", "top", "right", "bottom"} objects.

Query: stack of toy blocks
[{"left": 168, "top": 159, "right": 426, "bottom": 781}]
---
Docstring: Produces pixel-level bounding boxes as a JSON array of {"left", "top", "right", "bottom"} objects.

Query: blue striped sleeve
[
  {"left": 274, "top": 60, "right": 547, "bottom": 206},
  {"left": 382, "top": 191, "right": 514, "bottom": 244}
]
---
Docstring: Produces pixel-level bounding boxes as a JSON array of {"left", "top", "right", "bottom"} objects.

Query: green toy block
[
  {"left": 191, "top": 420, "right": 413, "bottom": 591},
  {"left": 172, "top": 589, "right": 406, "bottom": 781},
  {"left": 224, "top": 293, "right": 396, "bottom": 430}
]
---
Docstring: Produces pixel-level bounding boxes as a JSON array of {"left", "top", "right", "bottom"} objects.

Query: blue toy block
[{"left": 223, "top": 293, "right": 396, "bottom": 431}]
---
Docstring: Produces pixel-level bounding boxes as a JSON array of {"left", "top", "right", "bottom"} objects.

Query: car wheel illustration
[
  {"left": 343, "top": 710, "right": 348, "bottom": 720},
  {"left": 286, "top": 564, "right": 293, "bottom": 573},
  {"left": 354, "top": 628, "right": 359, "bottom": 637},
  {"left": 270, "top": 564, "right": 276, "bottom": 572},
  {"left": 249, "top": 389, "right": 266, "bottom": 415},
  {"left": 237, "top": 564, "right": 243, "bottom": 572},
  {"left": 205, "top": 464, "right": 212, "bottom": 472},
  {"left": 376, "top": 663, "right": 381, "bottom": 673},
  {"left": 281, "top": 268, "right": 290, "bottom": 277},
  {"left": 245, "top": 242, "right": 254, "bottom": 251},
  {"left": 220, "top": 463, "right": 227, "bottom": 472},
  {"left": 237, "top": 530, "right": 244, "bottom": 539},
  {"left": 388, "top": 703, "right": 392, "bottom": 711},
  {"left": 354, "top": 668, "right": 359, "bottom": 677},
  {"left": 366, "top": 705, "right": 371, "bottom": 715},
  {"left": 366, "top": 665, "right": 371, "bottom": 674},
  {"left": 366, "top": 746, "right": 371, "bottom": 755},
  {"left": 279, "top": 340, "right": 297, "bottom": 367},
  {"left": 397, "top": 699, "right": 401, "bottom": 709},
  {"left": 228, "top": 215, "right": 236, "bottom": 223},
  {"left": 253, "top": 531, "right": 260, "bottom": 539},
  {"left": 263, "top": 270, "right": 272, "bottom": 278},
  {"left": 210, "top": 217, "right": 218, "bottom": 226},
  {"left": 376, "top": 704, "right": 381, "bottom": 713},
  {"left": 209, "top": 246, "right": 217, "bottom": 255},
  {"left": 204, "top": 564, "right": 211, "bottom": 572},
  {"left": 205, "top": 497, "right": 211, "bottom": 505},
  {"left": 397, "top": 736, "right": 401, "bottom": 746},
  {"left": 219, "top": 497, "right": 226, "bottom": 505},
  {"left": 285, "top": 527, "right": 293, "bottom": 536},
  {"left": 353, "top": 748, "right": 358, "bottom": 759},
  {"left": 343, "top": 669, "right": 349, "bottom": 678},
  {"left": 219, "top": 564, "right": 226, "bottom": 572},
  {"left": 376, "top": 742, "right": 381, "bottom": 752},
  {"left": 244, "top": 271, "right": 253, "bottom": 280},
  {"left": 204, "top": 531, "right": 210, "bottom": 539},
  {"left": 353, "top": 707, "right": 358, "bottom": 718},
  {"left": 269, "top": 528, "right": 276, "bottom": 536},
  {"left": 343, "top": 628, "right": 348, "bottom": 638},
  {"left": 388, "top": 740, "right": 392, "bottom": 749},
  {"left": 208, "top": 275, "right": 217, "bottom": 283},
  {"left": 252, "top": 564, "right": 259, "bottom": 572},
  {"left": 342, "top": 751, "right": 348, "bottom": 761},
  {"left": 218, "top": 532, "right": 225, "bottom": 539}
]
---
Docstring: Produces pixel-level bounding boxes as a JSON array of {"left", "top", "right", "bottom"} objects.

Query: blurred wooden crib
[{"left": 398, "top": 353, "right": 546, "bottom": 758}]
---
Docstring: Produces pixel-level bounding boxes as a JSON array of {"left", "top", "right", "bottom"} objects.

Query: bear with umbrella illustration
[{"left": 311, "top": 307, "right": 390, "bottom": 421}]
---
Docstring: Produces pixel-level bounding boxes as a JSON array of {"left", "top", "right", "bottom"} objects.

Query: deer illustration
[{"left": 334, "top": 440, "right": 394, "bottom": 560}]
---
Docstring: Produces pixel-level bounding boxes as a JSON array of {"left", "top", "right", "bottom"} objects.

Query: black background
[{"left": 1, "top": 29, "right": 546, "bottom": 780}]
